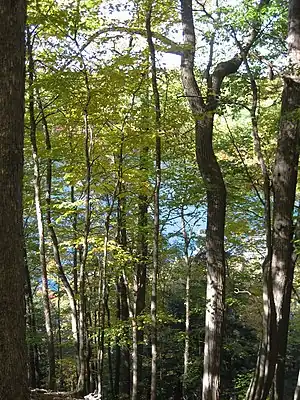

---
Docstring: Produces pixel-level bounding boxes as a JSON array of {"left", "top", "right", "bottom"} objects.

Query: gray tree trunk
[
  {"left": 38, "top": 94, "right": 80, "bottom": 387},
  {"left": 25, "top": 248, "right": 41, "bottom": 388},
  {"left": 180, "top": 1, "right": 226, "bottom": 398},
  {"left": 132, "top": 173, "right": 148, "bottom": 400},
  {"left": 27, "top": 28, "right": 56, "bottom": 390},
  {"left": 180, "top": 0, "right": 270, "bottom": 398},
  {"left": 294, "top": 367, "right": 300, "bottom": 400},
  {"left": 146, "top": 6, "right": 162, "bottom": 400}
]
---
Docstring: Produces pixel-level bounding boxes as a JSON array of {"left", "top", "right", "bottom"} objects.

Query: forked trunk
[{"left": 180, "top": 0, "right": 270, "bottom": 397}]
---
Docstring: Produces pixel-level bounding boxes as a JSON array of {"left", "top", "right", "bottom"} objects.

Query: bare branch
[{"left": 62, "top": 26, "right": 183, "bottom": 70}]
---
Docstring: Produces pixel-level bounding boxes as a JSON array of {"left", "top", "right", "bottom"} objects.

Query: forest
[{"left": 1, "top": 0, "right": 300, "bottom": 399}]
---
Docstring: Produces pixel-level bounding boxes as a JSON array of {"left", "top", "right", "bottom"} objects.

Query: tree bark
[
  {"left": 77, "top": 68, "right": 92, "bottom": 394},
  {"left": 271, "top": 8, "right": 300, "bottom": 399},
  {"left": 146, "top": 5, "right": 162, "bottom": 400},
  {"left": 97, "top": 188, "right": 118, "bottom": 398},
  {"left": 132, "top": 149, "right": 148, "bottom": 400},
  {"left": 38, "top": 94, "right": 80, "bottom": 365},
  {"left": 180, "top": 0, "right": 269, "bottom": 397},
  {"left": 0, "top": 1, "right": 28, "bottom": 398},
  {"left": 247, "top": 1, "right": 300, "bottom": 399},
  {"left": 114, "top": 131, "right": 131, "bottom": 399},
  {"left": 271, "top": 78, "right": 300, "bottom": 400},
  {"left": 181, "top": 206, "right": 192, "bottom": 396},
  {"left": 57, "top": 284, "right": 64, "bottom": 390},
  {"left": 27, "top": 27, "right": 56, "bottom": 390},
  {"left": 25, "top": 247, "right": 41, "bottom": 389},
  {"left": 180, "top": 2, "right": 226, "bottom": 398},
  {"left": 294, "top": 367, "right": 300, "bottom": 400},
  {"left": 243, "top": 54, "right": 275, "bottom": 400}
]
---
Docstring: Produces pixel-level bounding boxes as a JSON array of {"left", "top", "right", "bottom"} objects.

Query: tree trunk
[
  {"left": 146, "top": 6, "right": 162, "bottom": 400},
  {"left": 180, "top": 0, "right": 269, "bottom": 397},
  {"left": 0, "top": 1, "right": 28, "bottom": 398},
  {"left": 114, "top": 114, "right": 131, "bottom": 399},
  {"left": 25, "top": 247, "right": 41, "bottom": 388},
  {"left": 38, "top": 93, "right": 80, "bottom": 378},
  {"left": 271, "top": 10, "right": 300, "bottom": 399},
  {"left": 180, "top": 2, "right": 226, "bottom": 398},
  {"left": 98, "top": 189, "right": 118, "bottom": 398},
  {"left": 243, "top": 54, "right": 276, "bottom": 400},
  {"left": 97, "top": 257, "right": 106, "bottom": 399},
  {"left": 294, "top": 367, "right": 300, "bottom": 400},
  {"left": 27, "top": 27, "right": 56, "bottom": 390},
  {"left": 117, "top": 275, "right": 131, "bottom": 398},
  {"left": 181, "top": 206, "right": 192, "bottom": 396},
  {"left": 271, "top": 78, "right": 300, "bottom": 400},
  {"left": 200, "top": 116, "right": 226, "bottom": 400},
  {"left": 115, "top": 287, "right": 121, "bottom": 399},
  {"left": 105, "top": 294, "right": 115, "bottom": 397},
  {"left": 132, "top": 180, "right": 148, "bottom": 400},
  {"left": 247, "top": 1, "right": 300, "bottom": 399},
  {"left": 77, "top": 95, "right": 92, "bottom": 395}
]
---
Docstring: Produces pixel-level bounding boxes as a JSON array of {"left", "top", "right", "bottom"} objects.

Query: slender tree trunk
[
  {"left": 70, "top": 185, "right": 80, "bottom": 377},
  {"left": 117, "top": 274, "right": 131, "bottom": 398},
  {"left": 105, "top": 293, "right": 115, "bottom": 397},
  {"left": 181, "top": 206, "right": 192, "bottom": 396},
  {"left": 244, "top": 54, "right": 276, "bottom": 400},
  {"left": 294, "top": 368, "right": 300, "bottom": 400},
  {"left": 116, "top": 189, "right": 131, "bottom": 398},
  {"left": 115, "top": 289, "right": 121, "bottom": 399},
  {"left": 114, "top": 123, "right": 131, "bottom": 399},
  {"left": 0, "top": 1, "right": 28, "bottom": 398},
  {"left": 38, "top": 93, "right": 80, "bottom": 378},
  {"left": 131, "top": 316, "right": 139, "bottom": 400},
  {"left": 146, "top": 6, "right": 162, "bottom": 400},
  {"left": 132, "top": 186, "right": 148, "bottom": 400},
  {"left": 25, "top": 247, "right": 41, "bottom": 388},
  {"left": 115, "top": 274, "right": 131, "bottom": 399},
  {"left": 77, "top": 72, "right": 92, "bottom": 393},
  {"left": 98, "top": 215, "right": 110, "bottom": 398},
  {"left": 86, "top": 312, "right": 93, "bottom": 393},
  {"left": 57, "top": 284, "right": 64, "bottom": 389},
  {"left": 97, "top": 189, "right": 118, "bottom": 398},
  {"left": 97, "top": 259, "right": 105, "bottom": 399},
  {"left": 132, "top": 83, "right": 149, "bottom": 400},
  {"left": 71, "top": 185, "right": 78, "bottom": 297},
  {"left": 27, "top": 28, "right": 56, "bottom": 390}
]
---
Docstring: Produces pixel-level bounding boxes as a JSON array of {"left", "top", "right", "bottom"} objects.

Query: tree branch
[{"left": 62, "top": 26, "right": 183, "bottom": 70}]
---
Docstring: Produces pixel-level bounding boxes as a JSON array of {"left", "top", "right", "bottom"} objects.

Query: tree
[
  {"left": 146, "top": 4, "right": 162, "bottom": 400},
  {"left": 27, "top": 26, "right": 56, "bottom": 390},
  {"left": 180, "top": 0, "right": 269, "bottom": 398},
  {"left": 0, "top": 1, "right": 28, "bottom": 399},
  {"left": 247, "top": 1, "right": 300, "bottom": 399}
]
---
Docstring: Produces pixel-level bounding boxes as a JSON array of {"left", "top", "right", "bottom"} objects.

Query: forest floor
[{"left": 30, "top": 389, "right": 84, "bottom": 399}]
